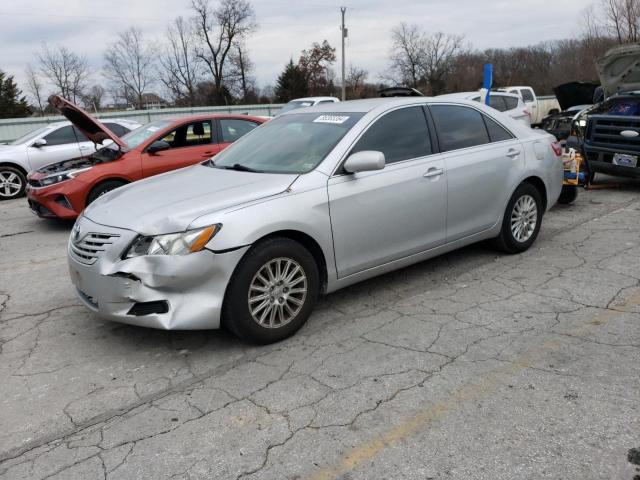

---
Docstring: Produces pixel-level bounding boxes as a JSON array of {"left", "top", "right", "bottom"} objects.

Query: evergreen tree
[
  {"left": 274, "top": 60, "right": 308, "bottom": 102},
  {"left": 0, "top": 70, "right": 30, "bottom": 118}
]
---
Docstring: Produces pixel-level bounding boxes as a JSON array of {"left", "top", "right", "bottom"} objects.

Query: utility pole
[{"left": 340, "top": 7, "right": 347, "bottom": 101}]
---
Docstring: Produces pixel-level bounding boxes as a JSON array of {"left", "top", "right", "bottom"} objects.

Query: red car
[{"left": 26, "top": 96, "right": 266, "bottom": 220}]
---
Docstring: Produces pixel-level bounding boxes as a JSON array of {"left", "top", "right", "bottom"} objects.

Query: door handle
[
  {"left": 423, "top": 167, "right": 444, "bottom": 178},
  {"left": 506, "top": 148, "right": 521, "bottom": 158},
  {"left": 79, "top": 146, "right": 91, "bottom": 150}
]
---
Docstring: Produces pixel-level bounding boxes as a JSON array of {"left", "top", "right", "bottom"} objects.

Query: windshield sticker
[{"left": 313, "top": 115, "right": 350, "bottom": 124}]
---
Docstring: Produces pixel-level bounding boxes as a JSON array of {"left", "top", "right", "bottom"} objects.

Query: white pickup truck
[{"left": 499, "top": 86, "right": 560, "bottom": 125}]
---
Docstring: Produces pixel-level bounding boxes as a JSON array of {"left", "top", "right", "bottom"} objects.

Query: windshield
[
  {"left": 278, "top": 101, "right": 315, "bottom": 114},
  {"left": 9, "top": 126, "right": 54, "bottom": 145},
  {"left": 211, "top": 112, "right": 364, "bottom": 174},
  {"left": 120, "top": 120, "right": 173, "bottom": 148}
]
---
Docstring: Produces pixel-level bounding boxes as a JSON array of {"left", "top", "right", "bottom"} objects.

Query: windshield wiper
[{"left": 215, "top": 163, "right": 262, "bottom": 173}]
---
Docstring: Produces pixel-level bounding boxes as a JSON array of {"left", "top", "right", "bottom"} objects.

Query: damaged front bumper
[{"left": 67, "top": 216, "right": 248, "bottom": 330}]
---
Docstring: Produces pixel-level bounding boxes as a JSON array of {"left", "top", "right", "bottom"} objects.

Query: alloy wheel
[
  {"left": 0, "top": 170, "right": 23, "bottom": 199},
  {"left": 510, "top": 194, "right": 538, "bottom": 243},
  {"left": 248, "top": 257, "right": 308, "bottom": 328}
]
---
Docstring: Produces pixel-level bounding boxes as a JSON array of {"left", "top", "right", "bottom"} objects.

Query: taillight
[
  {"left": 550, "top": 142, "right": 562, "bottom": 157},
  {"left": 523, "top": 108, "right": 531, "bottom": 117}
]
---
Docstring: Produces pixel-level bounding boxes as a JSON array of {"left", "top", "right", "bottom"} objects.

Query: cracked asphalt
[{"left": 1, "top": 176, "right": 640, "bottom": 479}]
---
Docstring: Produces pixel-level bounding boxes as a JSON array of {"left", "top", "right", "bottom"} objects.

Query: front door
[
  {"left": 328, "top": 106, "right": 447, "bottom": 278},
  {"left": 141, "top": 120, "right": 219, "bottom": 177},
  {"left": 26, "top": 125, "right": 83, "bottom": 170}
]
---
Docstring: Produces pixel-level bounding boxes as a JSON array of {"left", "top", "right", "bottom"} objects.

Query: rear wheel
[
  {"left": 86, "top": 180, "right": 126, "bottom": 205},
  {"left": 558, "top": 185, "right": 578, "bottom": 204},
  {"left": 223, "top": 237, "right": 319, "bottom": 344},
  {"left": 492, "top": 183, "right": 543, "bottom": 254},
  {"left": 0, "top": 166, "right": 26, "bottom": 200}
]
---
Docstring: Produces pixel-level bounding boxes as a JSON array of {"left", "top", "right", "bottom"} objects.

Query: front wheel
[
  {"left": 222, "top": 237, "right": 319, "bottom": 344},
  {"left": 0, "top": 166, "right": 26, "bottom": 200},
  {"left": 86, "top": 180, "right": 126, "bottom": 206},
  {"left": 492, "top": 183, "right": 543, "bottom": 254}
]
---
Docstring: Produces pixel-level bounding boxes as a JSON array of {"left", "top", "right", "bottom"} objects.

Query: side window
[
  {"left": 482, "top": 115, "right": 514, "bottom": 142},
  {"left": 430, "top": 105, "right": 490, "bottom": 152},
  {"left": 42, "top": 125, "right": 80, "bottom": 146},
  {"left": 104, "top": 122, "right": 130, "bottom": 137},
  {"left": 504, "top": 97, "right": 519, "bottom": 110},
  {"left": 219, "top": 119, "right": 259, "bottom": 143},
  {"left": 520, "top": 89, "right": 534, "bottom": 102},
  {"left": 350, "top": 106, "right": 431, "bottom": 164},
  {"left": 489, "top": 95, "right": 508, "bottom": 112},
  {"left": 160, "top": 121, "right": 212, "bottom": 148}
]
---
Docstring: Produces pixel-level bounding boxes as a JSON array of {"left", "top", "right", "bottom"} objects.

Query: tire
[
  {"left": 558, "top": 185, "right": 578, "bottom": 204},
  {"left": 222, "top": 237, "right": 319, "bottom": 344},
  {"left": 492, "top": 183, "right": 543, "bottom": 254},
  {"left": 588, "top": 171, "right": 596, "bottom": 185},
  {"left": 86, "top": 180, "right": 126, "bottom": 205},
  {"left": 0, "top": 166, "right": 26, "bottom": 200}
]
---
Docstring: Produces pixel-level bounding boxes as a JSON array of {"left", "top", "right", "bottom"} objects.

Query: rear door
[
  {"left": 141, "top": 120, "right": 218, "bottom": 177},
  {"left": 520, "top": 88, "right": 537, "bottom": 121},
  {"left": 328, "top": 105, "right": 447, "bottom": 277},
  {"left": 216, "top": 118, "right": 261, "bottom": 151},
  {"left": 26, "top": 125, "right": 83, "bottom": 170},
  {"left": 429, "top": 104, "right": 522, "bottom": 242}
]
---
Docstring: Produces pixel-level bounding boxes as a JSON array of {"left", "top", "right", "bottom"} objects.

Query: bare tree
[
  {"left": 583, "top": 0, "right": 640, "bottom": 43},
  {"left": 422, "top": 32, "right": 465, "bottom": 94},
  {"left": 159, "top": 17, "right": 201, "bottom": 106},
  {"left": 81, "top": 85, "right": 106, "bottom": 112},
  {"left": 191, "top": 0, "right": 256, "bottom": 104},
  {"left": 25, "top": 63, "right": 45, "bottom": 115},
  {"left": 228, "top": 41, "right": 254, "bottom": 101},
  {"left": 38, "top": 44, "right": 89, "bottom": 103},
  {"left": 345, "top": 65, "right": 368, "bottom": 98},
  {"left": 389, "top": 22, "right": 426, "bottom": 88},
  {"left": 104, "top": 28, "right": 156, "bottom": 109}
]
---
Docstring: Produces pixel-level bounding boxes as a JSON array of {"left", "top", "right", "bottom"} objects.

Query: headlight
[
  {"left": 124, "top": 224, "right": 221, "bottom": 258},
  {"left": 39, "top": 167, "right": 92, "bottom": 187}
]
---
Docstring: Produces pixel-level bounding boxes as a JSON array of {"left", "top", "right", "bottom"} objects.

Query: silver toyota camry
[{"left": 68, "top": 97, "right": 563, "bottom": 343}]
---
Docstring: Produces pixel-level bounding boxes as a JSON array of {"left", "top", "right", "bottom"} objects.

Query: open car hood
[
  {"left": 48, "top": 95, "right": 128, "bottom": 149},
  {"left": 553, "top": 82, "right": 599, "bottom": 111},
  {"left": 597, "top": 44, "right": 640, "bottom": 98}
]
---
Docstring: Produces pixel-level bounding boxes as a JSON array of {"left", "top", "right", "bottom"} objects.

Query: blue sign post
[{"left": 483, "top": 63, "right": 493, "bottom": 105}]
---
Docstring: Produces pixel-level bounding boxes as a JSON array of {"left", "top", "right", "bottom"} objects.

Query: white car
[
  {"left": 499, "top": 86, "right": 561, "bottom": 125},
  {"left": 277, "top": 96, "right": 340, "bottom": 115},
  {"left": 0, "top": 119, "right": 140, "bottom": 200},
  {"left": 438, "top": 91, "right": 531, "bottom": 127}
]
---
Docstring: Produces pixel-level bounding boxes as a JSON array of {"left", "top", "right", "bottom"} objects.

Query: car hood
[
  {"left": 49, "top": 95, "right": 128, "bottom": 148},
  {"left": 553, "top": 82, "right": 599, "bottom": 111},
  {"left": 83, "top": 164, "right": 299, "bottom": 234},
  {"left": 597, "top": 44, "right": 640, "bottom": 98}
]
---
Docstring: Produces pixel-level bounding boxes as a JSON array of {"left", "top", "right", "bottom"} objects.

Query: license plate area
[{"left": 612, "top": 153, "right": 638, "bottom": 168}]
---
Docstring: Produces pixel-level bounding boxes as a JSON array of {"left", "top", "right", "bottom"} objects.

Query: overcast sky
[{"left": 1, "top": 0, "right": 588, "bottom": 98}]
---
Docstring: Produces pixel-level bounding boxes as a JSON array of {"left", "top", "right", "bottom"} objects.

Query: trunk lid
[
  {"left": 48, "top": 95, "right": 128, "bottom": 149},
  {"left": 597, "top": 44, "right": 640, "bottom": 98},
  {"left": 553, "top": 82, "right": 599, "bottom": 111}
]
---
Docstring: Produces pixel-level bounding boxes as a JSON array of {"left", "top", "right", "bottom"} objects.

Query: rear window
[
  {"left": 504, "top": 97, "right": 519, "bottom": 110},
  {"left": 431, "top": 105, "right": 490, "bottom": 151},
  {"left": 489, "top": 95, "right": 508, "bottom": 112},
  {"left": 104, "top": 122, "right": 130, "bottom": 137}
]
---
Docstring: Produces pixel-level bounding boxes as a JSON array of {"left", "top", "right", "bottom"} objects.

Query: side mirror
[
  {"left": 343, "top": 150, "right": 385, "bottom": 174},
  {"left": 32, "top": 139, "right": 47, "bottom": 148},
  {"left": 147, "top": 140, "right": 171, "bottom": 154}
]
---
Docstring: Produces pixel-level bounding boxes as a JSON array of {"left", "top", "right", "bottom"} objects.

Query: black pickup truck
[{"left": 576, "top": 45, "right": 640, "bottom": 180}]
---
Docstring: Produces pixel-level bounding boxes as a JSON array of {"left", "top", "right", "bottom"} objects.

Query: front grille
[
  {"left": 586, "top": 115, "right": 640, "bottom": 151},
  {"left": 70, "top": 232, "right": 120, "bottom": 265}
]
